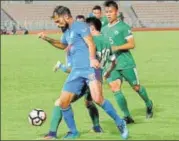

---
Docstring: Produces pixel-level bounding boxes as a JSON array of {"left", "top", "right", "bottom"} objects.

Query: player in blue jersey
[
  {"left": 38, "top": 5, "right": 128, "bottom": 140},
  {"left": 41, "top": 27, "right": 102, "bottom": 139}
]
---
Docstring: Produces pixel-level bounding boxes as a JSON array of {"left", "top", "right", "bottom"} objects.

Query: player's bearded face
[
  {"left": 54, "top": 16, "right": 69, "bottom": 32},
  {"left": 105, "top": 6, "right": 118, "bottom": 23}
]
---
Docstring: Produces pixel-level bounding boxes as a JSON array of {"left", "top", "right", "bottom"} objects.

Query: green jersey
[
  {"left": 100, "top": 16, "right": 108, "bottom": 28},
  {"left": 93, "top": 35, "right": 115, "bottom": 70},
  {"left": 102, "top": 20, "right": 136, "bottom": 70}
]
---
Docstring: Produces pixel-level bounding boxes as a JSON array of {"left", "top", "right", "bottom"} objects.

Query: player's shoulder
[
  {"left": 119, "top": 21, "right": 131, "bottom": 29},
  {"left": 73, "top": 21, "right": 88, "bottom": 27},
  {"left": 101, "top": 24, "right": 108, "bottom": 32},
  {"left": 72, "top": 21, "right": 89, "bottom": 32}
]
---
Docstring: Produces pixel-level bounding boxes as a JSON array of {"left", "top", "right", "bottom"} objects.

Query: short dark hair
[
  {"left": 76, "top": 15, "right": 85, "bottom": 20},
  {"left": 51, "top": 5, "right": 72, "bottom": 19},
  {"left": 92, "top": 5, "right": 102, "bottom": 11},
  {"left": 86, "top": 17, "right": 102, "bottom": 32},
  {"left": 103, "top": 0, "right": 118, "bottom": 10}
]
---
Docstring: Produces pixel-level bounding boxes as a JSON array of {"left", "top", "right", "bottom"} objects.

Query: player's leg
[
  {"left": 71, "top": 83, "right": 102, "bottom": 133},
  {"left": 57, "top": 76, "right": 86, "bottom": 139},
  {"left": 88, "top": 69, "right": 128, "bottom": 139},
  {"left": 44, "top": 101, "right": 62, "bottom": 139},
  {"left": 53, "top": 61, "right": 71, "bottom": 73},
  {"left": 84, "top": 88, "right": 103, "bottom": 133},
  {"left": 121, "top": 67, "right": 153, "bottom": 118},
  {"left": 107, "top": 69, "right": 134, "bottom": 124}
]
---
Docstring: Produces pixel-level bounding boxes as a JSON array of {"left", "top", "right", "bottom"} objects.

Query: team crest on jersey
[
  {"left": 88, "top": 73, "right": 96, "bottom": 81},
  {"left": 114, "top": 30, "right": 119, "bottom": 35}
]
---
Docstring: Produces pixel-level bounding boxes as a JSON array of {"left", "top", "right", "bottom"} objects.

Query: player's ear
[{"left": 64, "top": 14, "right": 70, "bottom": 20}]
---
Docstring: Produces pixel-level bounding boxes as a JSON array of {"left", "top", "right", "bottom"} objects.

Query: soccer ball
[{"left": 28, "top": 109, "right": 46, "bottom": 126}]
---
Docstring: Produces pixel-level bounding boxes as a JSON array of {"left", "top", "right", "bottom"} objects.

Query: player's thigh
[
  {"left": 63, "top": 71, "right": 85, "bottom": 96},
  {"left": 89, "top": 79, "right": 104, "bottom": 105},
  {"left": 83, "top": 87, "right": 93, "bottom": 107},
  {"left": 121, "top": 67, "right": 140, "bottom": 87},
  {"left": 107, "top": 69, "right": 123, "bottom": 92},
  {"left": 71, "top": 83, "right": 88, "bottom": 103}
]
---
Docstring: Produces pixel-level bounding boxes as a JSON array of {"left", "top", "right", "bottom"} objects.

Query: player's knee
[
  {"left": 133, "top": 85, "right": 140, "bottom": 92},
  {"left": 57, "top": 97, "right": 70, "bottom": 109},
  {"left": 54, "top": 98, "right": 61, "bottom": 106},
  {"left": 93, "top": 96, "right": 103, "bottom": 105},
  {"left": 110, "top": 82, "right": 121, "bottom": 92}
]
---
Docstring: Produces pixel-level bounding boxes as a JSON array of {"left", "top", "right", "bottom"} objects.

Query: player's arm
[
  {"left": 83, "top": 35, "right": 100, "bottom": 69},
  {"left": 112, "top": 26, "right": 135, "bottom": 52},
  {"left": 78, "top": 23, "right": 99, "bottom": 68},
  {"left": 103, "top": 55, "right": 116, "bottom": 79},
  {"left": 83, "top": 35, "right": 96, "bottom": 59},
  {"left": 38, "top": 32, "right": 67, "bottom": 50},
  {"left": 112, "top": 37, "right": 135, "bottom": 52},
  {"left": 53, "top": 61, "right": 71, "bottom": 73}
]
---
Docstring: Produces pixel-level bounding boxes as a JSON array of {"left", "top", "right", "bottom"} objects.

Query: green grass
[{"left": 1, "top": 31, "right": 179, "bottom": 140}]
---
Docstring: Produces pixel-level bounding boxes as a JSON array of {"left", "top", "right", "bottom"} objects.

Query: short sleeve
[
  {"left": 76, "top": 22, "right": 90, "bottom": 38},
  {"left": 123, "top": 25, "right": 133, "bottom": 40}
]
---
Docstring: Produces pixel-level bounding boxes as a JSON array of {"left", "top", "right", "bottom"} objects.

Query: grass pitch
[{"left": 1, "top": 31, "right": 179, "bottom": 140}]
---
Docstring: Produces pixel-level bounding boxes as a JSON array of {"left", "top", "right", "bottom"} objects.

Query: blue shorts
[{"left": 62, "top": 67, "right": 102, "bottom": 95}]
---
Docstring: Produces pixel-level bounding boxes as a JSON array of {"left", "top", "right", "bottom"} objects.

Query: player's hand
[
  {"left": 103, "top": 71, "right": 110, "bottom": 80},
  {"left": 112, "top": 46, "right": 119, "bottom": 52},
  {"left": 90, "top": 58, "right": 100, "bottom": 69},
  {"left": 38, "top": 32, "right": 46, "bottom": 39}
]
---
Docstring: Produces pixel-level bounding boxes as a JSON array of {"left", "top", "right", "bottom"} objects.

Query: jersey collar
[{"left": 108, "top": 19, "right": 121, "bottom": 27}]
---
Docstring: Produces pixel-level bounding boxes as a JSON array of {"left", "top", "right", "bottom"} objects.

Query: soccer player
[
  {"left": 102, "top": 0, "right": 153, "bottom": 124},
  {"left": 38, "top": 5, "right": 128, "bottom": 139},
  {"left": 43, "top": 28, "right": 102, "bottom": 140},
  {"left": 85, "top": 17, "right": 116, "bottom": 79},
  {"left": 92, "top": 5, "right": 108, "bottom": 27}
]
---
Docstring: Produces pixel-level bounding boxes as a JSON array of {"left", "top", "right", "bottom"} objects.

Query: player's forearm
[
  {"left": 59, "top": 64, "right": 71, "bottom": 73},
  {"left": 106, "top": 61, "right": 116, "bottom": 75},
  {"left": 88, "top": 42, "right": 97, "bottom": 59},
  {"left": 42, "top": 36, "right": 66, "bottom": 50},
  {"left": 113, "top": 42, "right": 135, "bottom": 51}
]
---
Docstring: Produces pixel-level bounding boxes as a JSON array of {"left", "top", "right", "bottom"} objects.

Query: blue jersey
[
  {"left": 66, "top": 51, "right": 72, "bottom": 68},
  {"left": 61, "top": 21, "right": 91, "bottom": 69}
]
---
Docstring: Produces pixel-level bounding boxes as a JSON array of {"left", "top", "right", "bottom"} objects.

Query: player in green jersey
[
  {"left": 102, "top": 0, "right": 153, "bottom": 124},
  {"left": 86, "top": 17, "right": 116, "bottom": 80},
  {"left": 92, "top": 5, "right": 109, "bottom": 28},
  {"left": 86, "top": 17, "right": 129, "bottom": 139}
]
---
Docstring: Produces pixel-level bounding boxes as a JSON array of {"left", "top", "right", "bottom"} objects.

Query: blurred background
[{"left": 1, "top": 0, "right": 179, "bottom": 35}]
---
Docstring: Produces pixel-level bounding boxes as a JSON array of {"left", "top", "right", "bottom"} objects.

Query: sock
[
  {"left": 61, "top": 106, "right": 78, "bottom": 134},
  {"left": 114, "top": 91, "right": 131, "bottom": 117},
  {"left": 49, "top": 106, "right": 62, "bottom": 133},
  {"left": 87, "top": 103, "right": 99, "bottom": 127},
  {"left": 138, "top": 86, "right": 151, "bottom": 107},
  {"left": 59, "top": 64, "right": 68, "bottom": 73},
  {"left": 101, "top": 99, "right": 123, "bottom": 126}
]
